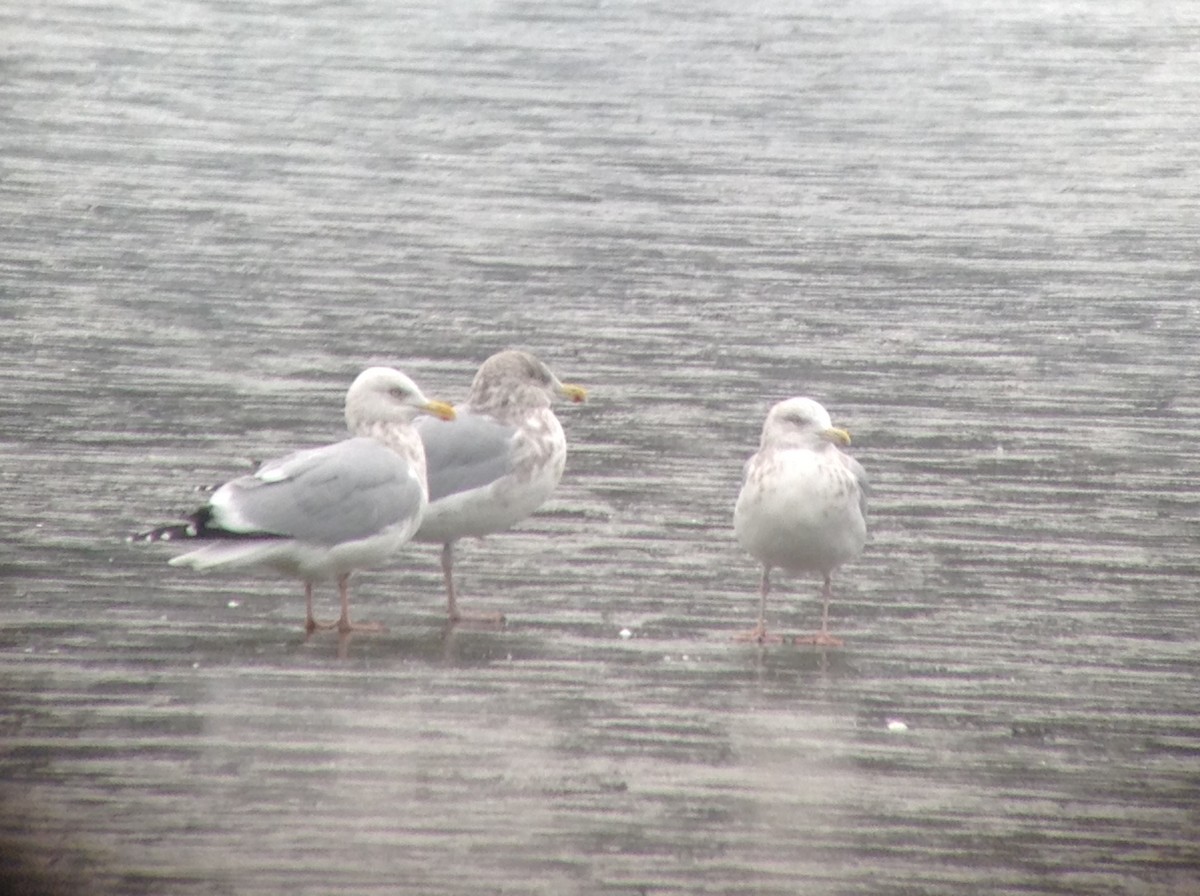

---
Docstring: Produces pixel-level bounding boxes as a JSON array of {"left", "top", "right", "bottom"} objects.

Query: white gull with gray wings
[{"left": 136, "top": 367, "right": 455, "bottom": 634}]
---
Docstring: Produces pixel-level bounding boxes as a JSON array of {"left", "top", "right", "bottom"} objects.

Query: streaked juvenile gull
[
  {"left": 135, "top": 367, "right": 456, "bottom": 634},
  {"left": 733, "top": 396, "right": 868, "bottom": 646},
  {"left": 413, "top": 350, "right": 586, "bottom": 623}
]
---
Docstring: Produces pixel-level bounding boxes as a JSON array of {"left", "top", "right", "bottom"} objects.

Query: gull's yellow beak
[
  {"left": 558, "top": 382, "right": 587, "bottom": 404},
  {"left": 423, "top": 400, "right": 457, "bottom": 421},
  {"left": 823, "top": 426, "right": 851, "bottom": 446}
]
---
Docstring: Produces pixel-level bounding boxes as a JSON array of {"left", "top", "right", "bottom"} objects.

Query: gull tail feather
[{"left": 168, "top": 540, "right": 292, "bottom": 571}]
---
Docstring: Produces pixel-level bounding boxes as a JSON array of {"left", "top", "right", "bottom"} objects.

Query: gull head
[
  {"left": 345, "top": 366, "right": 456, "bottom": 432},
  {"left": 471, "top": 350, "right": 587, "bottom": 410},
  {"left": 761, "top": 396, "right": 851, "bottom": 450}
]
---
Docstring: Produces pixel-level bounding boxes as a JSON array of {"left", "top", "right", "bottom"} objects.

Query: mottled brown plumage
[{"left": 414, "top": 351, "right": 586, "bottom": 623}]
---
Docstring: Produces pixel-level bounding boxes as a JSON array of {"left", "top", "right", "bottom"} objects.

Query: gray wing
[
  {"left": 842, "top": 453, "right": 869, "bottom": 520},
  {"left": 416, "top": 412, "right": 517, "bottom": 502},
  {"left": 212, "top": 437, "right": 422, "bottom": 544}
]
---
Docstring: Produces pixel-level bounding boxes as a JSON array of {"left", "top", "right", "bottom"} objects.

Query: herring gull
[
  {"left": 135, "top": 367, "right": 455, "bottom": 634},
  {"left": 733, "top": 397, "right": 868, "bottom": 646},
  {"left": 413, "top": 350, "right": 586, "bottom": 623}
]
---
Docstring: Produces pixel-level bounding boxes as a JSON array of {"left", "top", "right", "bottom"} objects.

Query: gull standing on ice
[
  {"left": 733, "top": 397, "right": 868, "bottom": 646},
  {"left": 136, "top": 367, "right": 455, "bottom": 634},
  {"left": 414, "top": 350, "right": 587, "bottom": 623}
]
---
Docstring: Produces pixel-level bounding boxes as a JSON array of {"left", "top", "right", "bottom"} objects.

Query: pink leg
[
  {"left": 335, "top": 573, "right": 385, "bottom": 634},
  {"left": 441, "top": 542, "right": 460, "bottom": 620},
  {"left": 734, "top": 566, "right": 783, "bottom": 644},
  {"left": 304, "top": 582, "right": 336, "bottom": 635},
  {"left": 441, "top": 542, "right": 505, "bottom": 626},
  {"left": 794, "top": 574, "right": 844, "bottom": 647}
]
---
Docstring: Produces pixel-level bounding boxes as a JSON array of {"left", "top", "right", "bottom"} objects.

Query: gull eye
[{"left": 389, "top": 386, "right": 409, "bottom": 400}]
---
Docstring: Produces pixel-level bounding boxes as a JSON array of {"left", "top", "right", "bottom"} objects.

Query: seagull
[
  {"left": 135, "top": 367, "right": 455, "bottom": 634},
  {"left": 733, "top": 397, "right": 868, "bottom": 646},
  {"left": 413, "top": 350, "right": 586, "bottom": 623}
]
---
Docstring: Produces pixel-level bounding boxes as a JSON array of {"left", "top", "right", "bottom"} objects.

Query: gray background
[{"left": 1, "top": 0, "right": 1198, "bottom": 893}]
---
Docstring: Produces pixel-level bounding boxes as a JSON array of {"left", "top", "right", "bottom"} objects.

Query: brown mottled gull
[
  {"left": 413, "top": 350, "right": 587, "bottom": 623},
  {"left": 135, "top": 367, "right": 455, "bottom": 634},
  {"left": 733, "top": 397, "right": 868, "bottom": 646}
]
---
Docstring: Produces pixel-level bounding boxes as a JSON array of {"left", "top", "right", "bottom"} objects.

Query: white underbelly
[
  {"left": 416, "top": 461, "right": 562, "bottom": 543},
  {"left": 734, "top": 461, "right": 866, "bottom": 575}
]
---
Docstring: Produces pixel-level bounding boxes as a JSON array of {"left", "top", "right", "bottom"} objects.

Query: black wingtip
[
  {"left": 129, "top": 507, "right": 213, "bottom": 544},
  {"left": 128, "top": 522, "right": 198, "bottom": 544}
]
